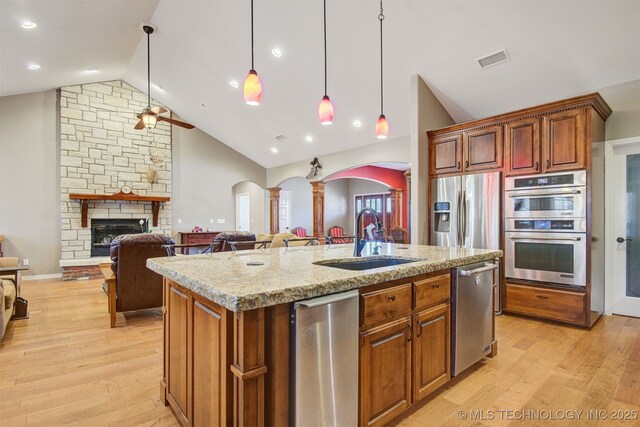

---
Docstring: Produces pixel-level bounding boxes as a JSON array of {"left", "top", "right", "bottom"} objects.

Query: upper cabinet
[
  {"left": 429, "top": 134, "right": 462, "bottom": 175},
  {"left": 542, "top": 109, "right": 586, "bottom": 173},
  {"left": 428, "top": 93, "right": 612, "bottom": 178},
  {"left": 464, "top": 125, "right": 503, "bottom": 172},
  {"left": 505, "top": 117, "right": 541, "bottom": 176}
]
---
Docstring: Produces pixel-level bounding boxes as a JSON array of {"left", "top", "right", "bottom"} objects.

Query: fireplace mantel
[{"left": 69, "top": 192, "right": 170, "bottom": 228}]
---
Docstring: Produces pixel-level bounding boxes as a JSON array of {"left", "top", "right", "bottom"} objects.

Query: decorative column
[
  {"left": 404, "top": 170, "right": 411, "bottom": 242},
  {"left": 311, "top": 181, "right": 325, "bottom": 239},
  {"left": 268, "top": 187, "right": 281, "bottom": 235},
  {"left": 388, "top": 188, "right": 403, "bottom": 229}
]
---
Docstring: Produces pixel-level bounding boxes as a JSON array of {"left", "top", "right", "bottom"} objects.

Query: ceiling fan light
[
  {"left": 318, "top": 95, "right": 334, "bottom": 125},
  {"left": 375, "top": 114, "right": 388, "bottom": 139},
  {"left": 142, "top": 111, "right": 157, "bottom": 129},
  {"left": 244, "top": 69, "right": 262, "bottom": 106}
]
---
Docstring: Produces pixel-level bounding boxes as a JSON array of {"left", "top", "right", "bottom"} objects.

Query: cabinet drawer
[
  {"left": 505, "top": 283, "right": 586, "bottom": 325},
  {"left": 414, "top": 274, "right": 450, "bottom": 310},
  {"left": 361, "top": 283, "right": 412, "bottom": 330}
]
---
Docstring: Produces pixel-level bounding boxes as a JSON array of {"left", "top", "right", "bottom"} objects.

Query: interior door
[
  {"left": 235, "top": 193, "right": 250, "bottom": 231},
  {"left": 612, "top": 144, "right": 640, "bottom": 317},
  {"left": 279, "top": 191, "right": 291, "bottom": 232}
]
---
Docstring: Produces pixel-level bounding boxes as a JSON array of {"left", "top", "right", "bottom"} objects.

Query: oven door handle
[
  {"left": 508, "top": 236, "right": 582, "bottom": 241},
  {"left": 508, "top": 190, "right": 581, "bottom": 198}
]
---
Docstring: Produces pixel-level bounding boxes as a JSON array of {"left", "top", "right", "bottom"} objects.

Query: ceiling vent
[
  {"left": 274, "top": 134, "right": 287, "bottom": 142},
  {"left": 476, "top": 49, "right": 510, "bottom": 70}
]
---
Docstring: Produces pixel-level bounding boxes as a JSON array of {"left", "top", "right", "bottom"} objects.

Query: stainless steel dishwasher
[
  {"left": 452, "top": 261, "right": 498, "bottom": 376},
  {"left": 291, "top": 290, "right": 359, "bottom": 427}
]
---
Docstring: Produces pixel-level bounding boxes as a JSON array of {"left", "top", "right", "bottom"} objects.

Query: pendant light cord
[
  {"left": 379, "top": 0, "right": 384, "bottom": 114},
  {"left": 147, "top": 31, "right": 151, "bottom": 108},
  {"left": 323, "top": 0, "right": 328, "bottom": 96},
  {"left": 251, "top": 0, "right": 255, "bottom": 69}
]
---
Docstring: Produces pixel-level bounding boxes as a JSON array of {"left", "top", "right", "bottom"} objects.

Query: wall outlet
[
  {"left": 210, "top": 219, "right": 214, "bottom": 224},
  {"left": 177, "top": 218, "right": 182, "bottom": 224},
  {"left": 23, "top": 258, "right": 29, "bottom": 266},
  {"left": 217, "top": 219, "right": 225, "bottom": 224}
]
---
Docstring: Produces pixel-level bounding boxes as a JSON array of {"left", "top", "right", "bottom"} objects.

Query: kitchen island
[{"left": 147, "top": 243, "right": 502, "bottom": 427}]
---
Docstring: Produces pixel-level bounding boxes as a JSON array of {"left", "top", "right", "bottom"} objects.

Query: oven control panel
[{"left": 505, "top": 218, "right": 587, "bottom": 233}]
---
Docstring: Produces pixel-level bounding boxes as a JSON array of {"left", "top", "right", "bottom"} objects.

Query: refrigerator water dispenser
[{"left": 433, "top": 201, "right": 451, "bottom": 233}]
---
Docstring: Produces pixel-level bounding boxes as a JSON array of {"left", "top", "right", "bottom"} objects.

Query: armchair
[{"left": 0, "top": 257, "right": 20, "bottom": 340}]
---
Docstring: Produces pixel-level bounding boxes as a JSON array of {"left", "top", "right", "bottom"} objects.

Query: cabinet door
[
  {"left": 167, "top": 285, "right": 190, "bottom": 425},
  {"left": 542, "top": 109, "right": 586, "bottom": 172},
  {"left": 463, "top": 125, "right": 503, "bottom": 172},
  {"left": 430, "top": 134, "right": 462, "bottom": 176},
  {"left": 505, "top": 118, "right": 541, "bottom": 176},
  {"left": 193, "top": 299, "right": 231, "bottom": 427},
  {"left": 413, "top": 304, "right": 450, "bottom": 402},
  {"left": 360, "top": 317, "right": 412, "bottom": 427}
]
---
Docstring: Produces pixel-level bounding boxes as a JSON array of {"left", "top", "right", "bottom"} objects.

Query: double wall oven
[{"left": 505, "top": 171, "right": 587, "bottom": 287}]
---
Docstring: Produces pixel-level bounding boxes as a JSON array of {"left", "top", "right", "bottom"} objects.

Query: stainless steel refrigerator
[{"left": 431, "top": 171, "right": 501, "bottom": 250}]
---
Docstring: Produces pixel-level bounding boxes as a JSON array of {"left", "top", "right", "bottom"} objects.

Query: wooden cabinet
[
  {"left": 166, "top": 285, "right": 190, "bottom": 425},
  {"left": 542, "top": 109, "right": 586, "bottom": 172},
  {"left": 430, "top": 134, "right": 462, "bottom": 175},
  {"left": 505, "top": 282, "right": 586, "bottom": 325},
  {"left": 413, "top": 304, "right": 450, "bottom": 402},
  {"left": 360, "top": 317, "right": 412, "bottom": 427},
  {"left": 505, "top": 117, "right": 541, "bottom": 176},
  {"left": 179, "top": 232, "right": 221, "bottom": 255},
  {"left": 463, "top": 125, "right": 503, "bottom": 172},
  {"left": 359, "top": 271, "right": 453, "bottom": 427},
  {"left": 163, "top": 279, "right": 232, "bottom": 427}
]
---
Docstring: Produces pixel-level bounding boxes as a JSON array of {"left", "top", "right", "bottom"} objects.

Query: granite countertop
[{"left": 147, "top": 243, "right": 502, "bottom": 312}]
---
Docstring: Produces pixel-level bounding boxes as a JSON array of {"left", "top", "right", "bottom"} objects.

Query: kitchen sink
[{"left": 314, "top": 256, "right": 420, "bottom": 271}]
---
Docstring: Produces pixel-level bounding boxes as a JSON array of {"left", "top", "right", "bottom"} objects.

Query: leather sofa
[
  {"left": 109, "top": 234, "right": 174, "bottom": 313},
  {"left": 212, "top": 231, "right": 256, "bottom": 252},
  {"left": 0, "top": 257, "right": 19, "bottom": 340}
]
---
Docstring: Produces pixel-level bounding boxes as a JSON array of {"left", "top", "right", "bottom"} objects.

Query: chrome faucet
[{"left": 354, "top": 207, "right": 384, "bottom": 257}]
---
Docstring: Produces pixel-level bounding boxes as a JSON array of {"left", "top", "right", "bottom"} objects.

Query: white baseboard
[{"left": 22, "top": 273, "right": 63, "bottom": 281}]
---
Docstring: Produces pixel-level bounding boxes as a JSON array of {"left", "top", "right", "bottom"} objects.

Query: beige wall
[
  {"left": 599, "top": 79, "right": 640, "bottom": 141},
  {"left": 266, "top": 137, "right": 410, "bottom": 188},
  {"left": 233, "top": 181, "right": 266, "bottom": 234},
  {"left": 0, "top": 91, "right": 60, "bottom": 275},
  {"left": 410, "top": 75, "right": 455, "bottom": 244},
  {"left": 325, "top": 180, "right": 350, "bottom": 234},
  {"left": 172, "top": 126, "right": 266, "bottom": 236}
]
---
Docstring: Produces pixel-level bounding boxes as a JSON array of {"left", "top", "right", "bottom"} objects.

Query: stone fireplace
[
  {"left": 58, "top": 80, "right": 172, "bottom": 280},
  {"left": 90, "top": 218, "right": 146, "bottom": 257}
]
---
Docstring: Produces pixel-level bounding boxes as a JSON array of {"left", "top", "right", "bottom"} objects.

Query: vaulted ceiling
[{"left": 2, "top": 0, "right": 638, "bottom": 168}]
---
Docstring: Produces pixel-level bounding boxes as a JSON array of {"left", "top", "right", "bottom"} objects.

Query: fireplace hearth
[{"left": 90, "top": 219, "right": 147, "bottom": 256}]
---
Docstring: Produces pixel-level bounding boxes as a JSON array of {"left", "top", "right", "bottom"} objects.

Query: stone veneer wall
[{"left": 59, "top": 80, "right": 172, "bottom": 261}]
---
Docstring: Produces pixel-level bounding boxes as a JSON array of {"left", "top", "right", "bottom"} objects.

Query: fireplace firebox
[{"left": 90, "top": 218, "right": 147, "bottom": 256}]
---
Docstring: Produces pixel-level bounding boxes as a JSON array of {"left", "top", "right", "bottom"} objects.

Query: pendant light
[
  {"left": 375, "top": 0, "right": 389, "bottom": 139},
  {"left": 244, "top": 0, "right": 262, "bottom": 105},
  {"left": 318, "top": 0, "right": 334, "bottom": 125},
  {"left": 141, "top": 25, "right": 157, "bottom": 129}
]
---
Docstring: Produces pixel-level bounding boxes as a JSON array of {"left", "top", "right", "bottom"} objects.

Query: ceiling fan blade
[
  {"left": 134, "top": 120, "right": 145, "bottom": 130},
  {"left": 158, "top": 116, "right": 195, "bottom": 129},
  {"left": 150, "top": 106, "right": 167, "bottom": 115}
]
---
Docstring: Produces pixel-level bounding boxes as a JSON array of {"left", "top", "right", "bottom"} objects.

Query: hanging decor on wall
[
  {"left": 306, "top": 157, "right": 323, "bottom": 179},
  {"left": 244, "top": 0, "right": 263, "bottom": 105},
  {"left": 318, "top": 0, "right": 334, "bottom": 125},
  {"left": 375, "top": 0, "right": 389, "bottom": 139},
  {"left": 135, "top": 25, "right": 194, "bottom": 130}
]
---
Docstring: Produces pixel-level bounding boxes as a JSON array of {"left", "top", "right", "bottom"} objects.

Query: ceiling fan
[{"left": 135, "top": 25, "right": 194, "bottom": 130}]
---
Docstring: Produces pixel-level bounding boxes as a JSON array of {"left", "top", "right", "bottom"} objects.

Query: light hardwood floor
[{"left": 1, "top": 278, "right": 639, "bottom": 426}]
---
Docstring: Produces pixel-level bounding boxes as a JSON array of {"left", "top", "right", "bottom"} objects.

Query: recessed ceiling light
[
  {"left": 27, "top": 64, "right": 40, "bottom": 70},
  {"left": 21, "top": 21, "right": 37, "bottom": 29},
  {"left": 270, "top": 147, "right": 279, "bottom": 153},
  {"left": 85, "top": 68, "right": 99, "bottom": 74},
  {"left": 352, "top": 120, "right": 362, "bottom": 128},
  {"left": 229, "top": 80, "right": 239, "bottom": 88},
  {"left": 271, "top": 48, "right": 283, "bottom": 58},
  {"left": 305, "top": 135, "right": 313, "bottom": 143}
]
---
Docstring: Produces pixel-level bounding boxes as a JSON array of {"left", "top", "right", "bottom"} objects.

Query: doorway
[
  {"left": 235, "top": 193, "right": 250, "bottom": 232},
  {"left": 606, "top": 137, "right": 640, "bottom": 318},
  {"left": 279, "top": 191, "right": 291, "bottom": 233}
]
